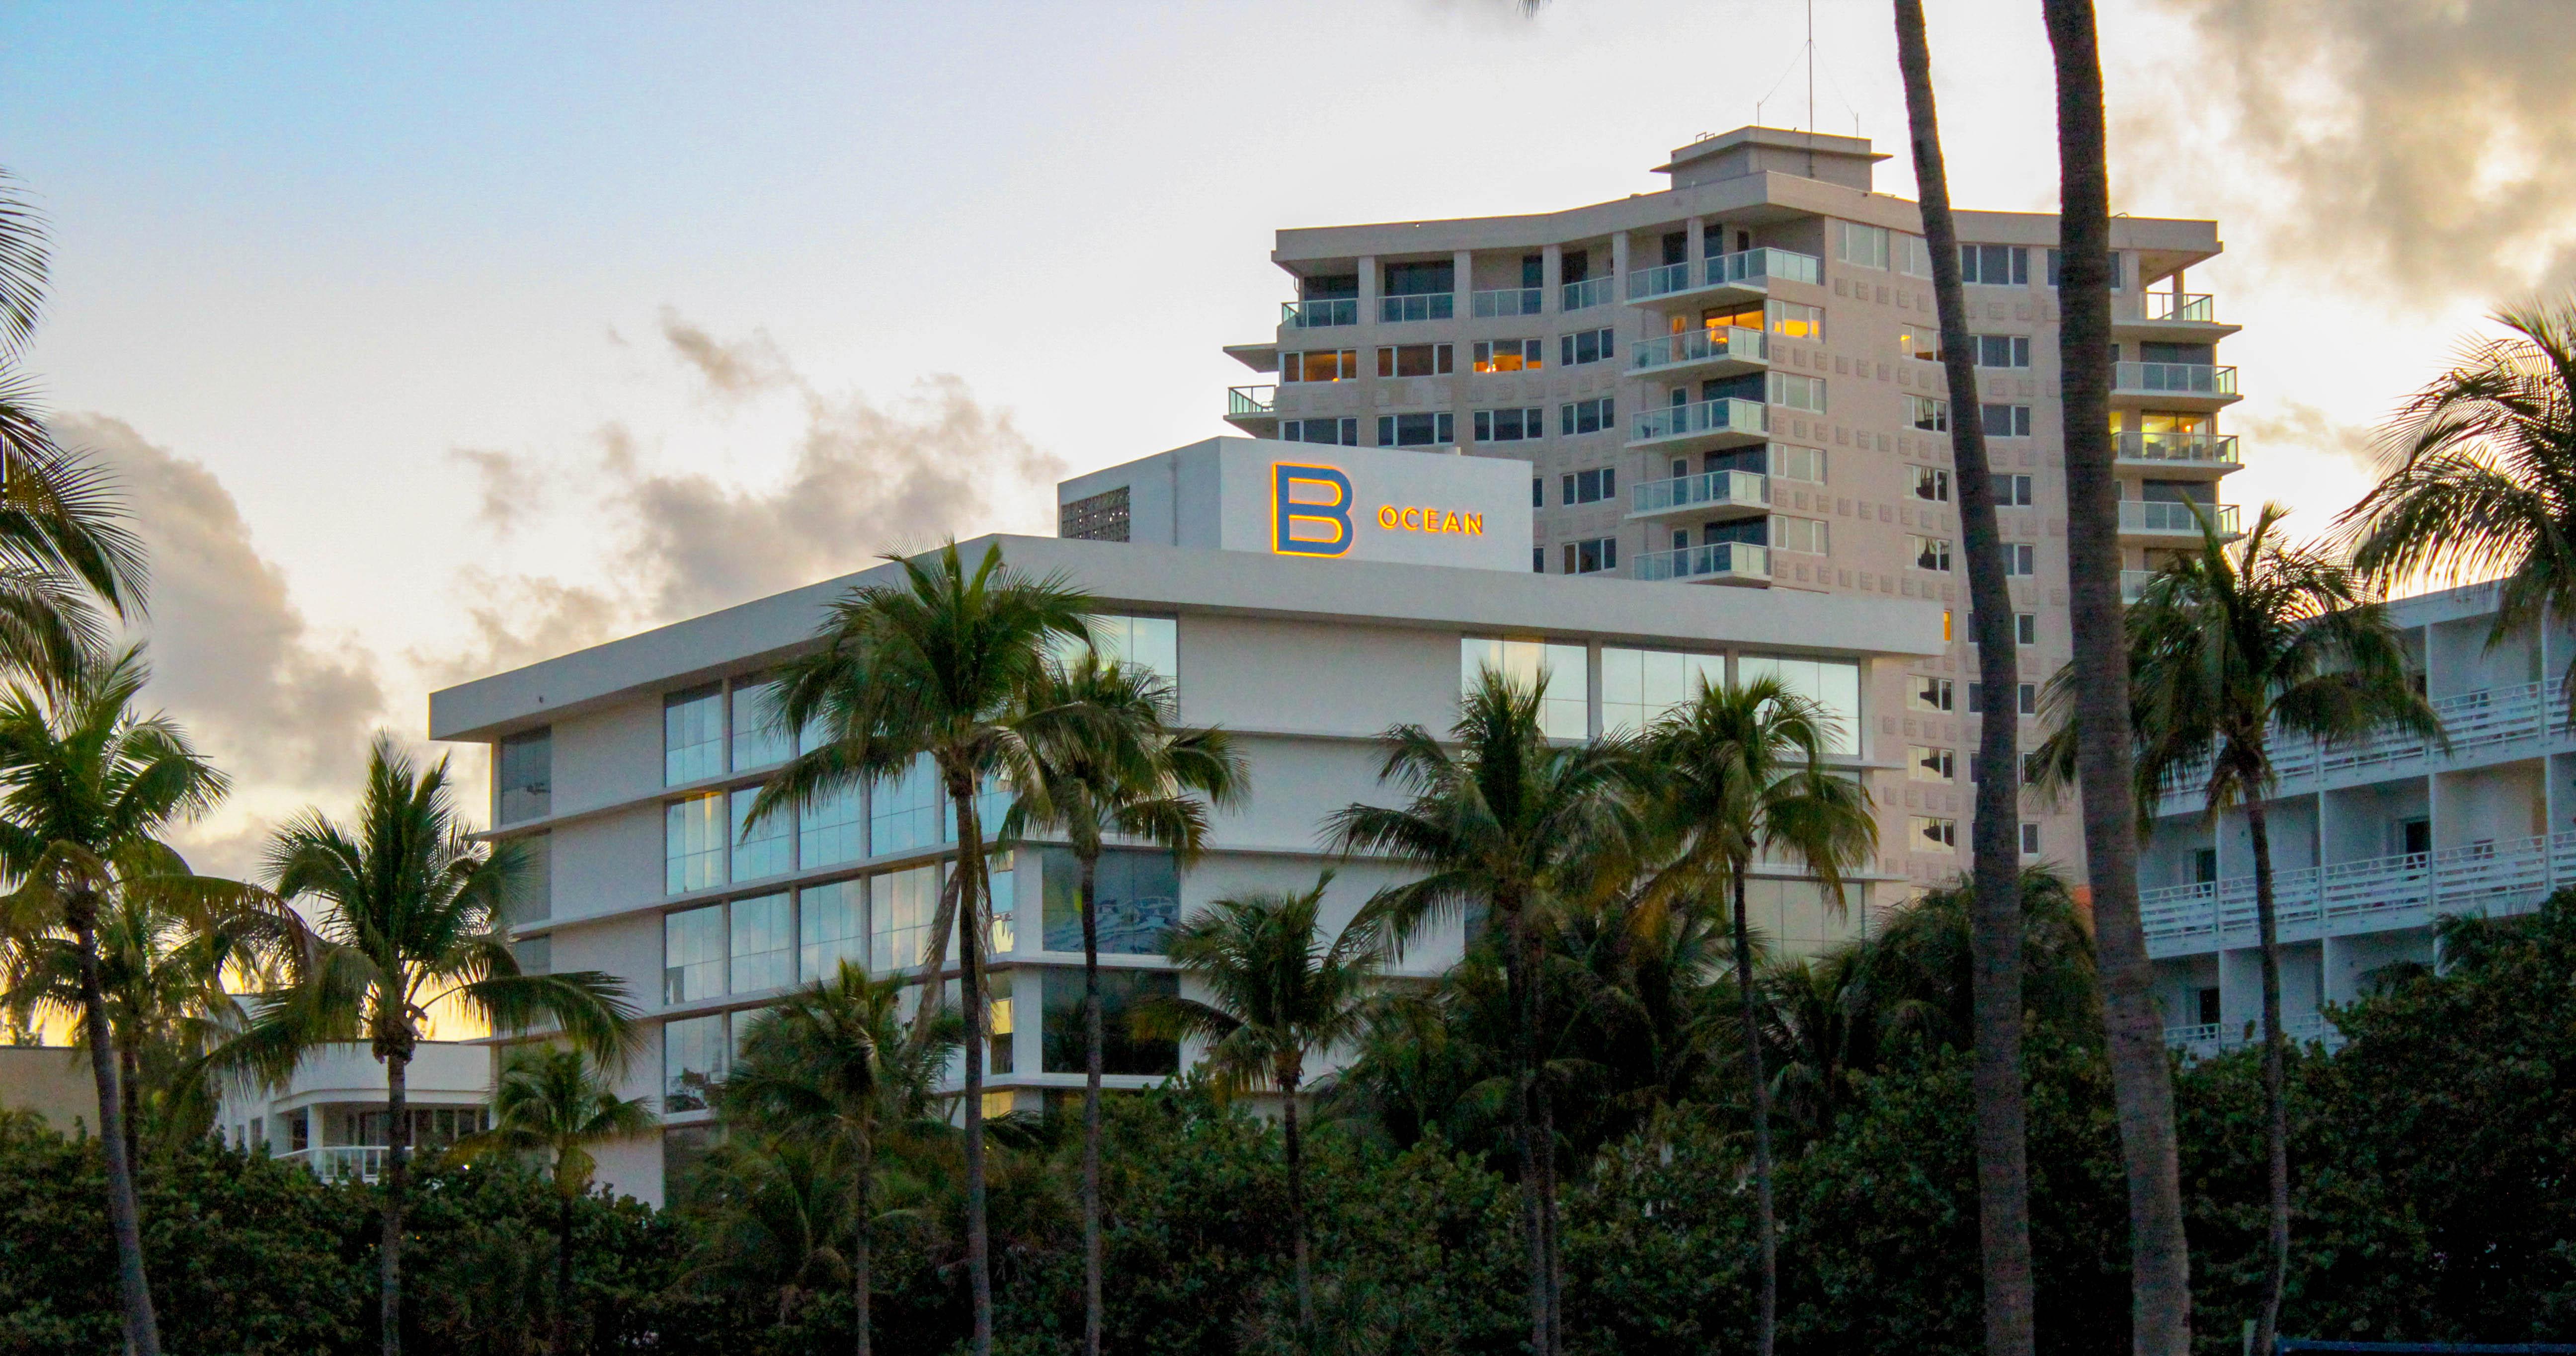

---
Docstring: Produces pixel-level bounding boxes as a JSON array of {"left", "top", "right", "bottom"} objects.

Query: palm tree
[
  {"left": 454, "top": 1045, "right": 656, "bottom": 1356},
  {"left": 1328, "top": 667, "right": 1635, "bottom": 1356},
  {"left": 720, "top": 962, "right": 960, "bottom": 1356},
  {"left": 236, "top": 736, "right": 640, "bottom": 1356},
  {"left": 2055, "top": 506, "right": 2440, "bottom": 1352},
  {"left": 2037, "top": 3, "right": 2195, "bottom": 1349},
  {"left": 2337, "top": 299, "right": 2576, "bottom": 718},
  {"left": 1140, "top": 875, "right": 1382, "bottom": 1337},
  {"left": 1890, "top": 4, "right": 2037, "bottom": 1351},
  {"left": 1857, "top": 867, "right": 2098, "bottom": 1053},
  {"left": 0, "top": 649, "right": 271, "bottom": 1356},
  {"left": 1641, "top": 676, "right": 1876, "bottom": 1356},
  {"left": 752, "top": 540, "right": 1092, "bottom": 1356},
  {"left": 1001, "top": 649, "right": 1245, "bottom": 1356}
]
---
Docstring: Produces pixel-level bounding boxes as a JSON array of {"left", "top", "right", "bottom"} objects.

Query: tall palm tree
[
  {"left": 2050, "top": 506, "right": 2441, "bottom": 1352},
  {"left": 752, "top": 540, "right": 1092, "bottom": 1356},
  {"left": 235, "top": 736, "right": 640, "bottom": 1356},
  {"left": 2337, "top": 299, "right": 2576, "bottom": 718},
  {"left": 455, "top": 1045, "right": 656, "bottom": 1356},
  {"left": 1140, "top": 875, "right": 1382, "bottom": 1337},
  {"left": 0, "top": 168, "right": 149, "bottom": 685},
  {"left": 1890, "top": 5, "right": 2038, "bottom": 1351},
  {"left": 1328, "top": 668, "right": 1635, "bottom": 1356},
  {"left": 2037, "top": 3, "right": 2194, "bottom": 1350},
  {"left": 1857, "top": 866, "right": 2098, "bottom": 1053},
  {"left": 0, "top": 649, "right": 265, "bottom": 1356},
  {"left": 1641, "top": 676, "right": 1876, "bottom": 1356},
  {"left": 1002, "top": 649, "right": 1245, "bottom": 1356},
  {"left": 721, "top": 962, "right": 960, "bottom": 1356}
]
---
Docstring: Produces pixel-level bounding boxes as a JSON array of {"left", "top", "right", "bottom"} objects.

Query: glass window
[
  {"left": 1768, "top": 373, "right": 1827, "bottom": 414},
  {"left": 663, "top": 904, "right": 726, "bottom": 1004},
  {"left": 870, "top": 864, "right": 943, "bottom": 974},
  {"left": 1738, "top": 655, "right": 1861, "bottom": 755},
  {"left": 799, "top": 782, "right": 864, "bottom": 869},
  {"left": 1909, "top": 676, "right": 1954, "bottom": 713},
  {"left": 1600, "top": 647, "right": 1724, "bottom": 738},
  {"left": 499, "top": 831, "right": 550, "bottom": 925},
  {"left": 1461, "top": 638, "right": 1589, "bottom": 740},
  {"left": 729, "top": 892, "right": 794, "bottom": 995},
  {"left": 1909, "top": 816, "right": 1960, "bottom": 852},
  {"left": 730, "top": 681, "right": 793, "bottom": 772},
  {"left": 514, "top": 934, "right": 550, "bottom": 976},
  {"left": 1773, "top": 516, "right": 1829, "bottom": 556},
  {"left": 662, "top": 1014, "right": 727, "bottom": 1112},
  {"left": 665, "top": 685, "right": 725, "bottom": 786},
  {"left": 1376, "top": 411, "right": 1455, "bottom": 447},
  {"left": 949, "top": 773, "right": 1011, "bottom": 846},
  {"left": 1897, "top": 233, "right": 1934, "bottom": 278},
  {"left": 985, "top": 972, "right": 1015, "bottom": 1075},
  {"left": 1910, "top": 746, "right": 1956, "bottom": 783},
  {"left": 1835, "top": 221, "right": 1890, "bottom": 269},
  {"left": 872, "top": 754, "right": 942, "bottom": 857},
  {"left": 1765, "top": 301, "right": 1824, "bottom": 340},
  {"left": 1042, "top": 968, "right": 1179, "bottom": 1076},
  {"left": 1770, "top": 446, "right": 1826, "bottom": 483},
  {"left": 666, "top": 793, "right": 726, "bottom": 894},
  {"left": 730, "top": 787, "right": 793, "bottom": 881},
  {"left": 1042, "top": 848, "right": 1181, "bottom": 955},
  {"left": 1081, "top": 615, "right": 1180, "bottom": 692},
  {"left": 496, "top": 727, "right": 552, "bottom": 823},
  {"left": 798, "top": 878, "right": 866, "bottom": 981}
]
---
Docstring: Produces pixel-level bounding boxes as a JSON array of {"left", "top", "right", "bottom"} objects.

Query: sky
[{"left": 2, "top": 0, "right": 2570, "bottom": 875}]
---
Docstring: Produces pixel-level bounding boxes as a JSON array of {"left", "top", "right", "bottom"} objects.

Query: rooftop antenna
[{"left": 1806, "top": 0, "right": 1816, "bottom": 176}]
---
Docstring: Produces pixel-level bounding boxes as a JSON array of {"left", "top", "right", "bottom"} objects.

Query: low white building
[
  {"left": 214, "top": 1041, "right": 493, "bottom": 1182},
  {"left": 429, "top": 438, "right": 1948, "bottom": 1206}
]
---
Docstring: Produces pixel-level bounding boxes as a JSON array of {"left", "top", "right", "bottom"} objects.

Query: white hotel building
[{"left": 430, "top": 439, "right": 1942, "bottom": 1205}]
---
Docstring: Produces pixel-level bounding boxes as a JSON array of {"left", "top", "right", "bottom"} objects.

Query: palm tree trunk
[
  {"left": 1282, "top": 1066, "right": 1312, "bottom": 1338},
  {"left": 855, "top": 1122, "right": 873, "bottom": 1356},
  {"left": 1527, "top": 894, "right": 1564, "bottom": 1356},
  {"left": 908, "top": 864, "right": 968, "bottom": 1053},
  {"left": 72, "top": 895, "right": 162, "bottom": 1356},
  {"left": 383, "top": 1046, "right": 412, "bottom": 1356},
  {"left": 2246, "top": 798, "right": 2291, "bottom": 1353},
  {"left": 2039, "top": 4, "right": 2194, "bottom": 1353},
  {"left": 1502, "top": 894, "right": 1549, "bottom": 1356},
  {"left": 120, "top": 1042, "right": 142, "bottom": 1172},
  {"left": 553, "top": 1188, "right": 575, "bottom": 1356},
  {"left": 1078, "top": 849, "right": 1106, "bottom": 1356},
  {"left": 1892, "top": 7, "right": 2037, "bottom": 1356},
  {"left": 1732, "top": 868, "right": 1778, "bottom": 1356},
  {"left": 947, "top": 773, "right": 994, "bottom": 1356}
]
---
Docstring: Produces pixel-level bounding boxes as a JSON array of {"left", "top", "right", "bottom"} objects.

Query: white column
[
  {"left": 1542, "top": 243, "right": 1563, "bottom": 315},
  {"left": 1610, "top": 232, "right": 1630, "bottom": 301},
  {"left": 1357, "top": 254, "right": 1378, "bottom": 327}
]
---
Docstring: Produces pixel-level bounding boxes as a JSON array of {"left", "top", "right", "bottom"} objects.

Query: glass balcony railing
[
  {"left": 1630, "top": 397, "right": 1769, "bottom": 445},
  {"left": 1631, "top": 469, "right": 1769, "bottom": 516},
  {"left": 1472, "top": 286, "right": 1543, "bottom": 318},
  {"left": 1562, "top": 276, "right": 1614, "bottom": 312},
  {"left": 1631, "top": 324, "right": 1767, "bottom": 374},
  {"left": 1625, "top": 247, "right": 1823, "bottom": 304},
  {"left": 1379, "top": 292, "right": 1455, "bottom": 323},
  {"left": 2117, "top": 431, "right": 2240, "bottom": 466},
  {"left": 1627, "top": 260, "right": 1695, "bottom": 299},
  {"left": 2146, "top": 292, "right": 2217, "bottom": 322},
  {"left": 2114, "top": 361, "right": 2237, "bottom": 396},
  {"left": 1227, "top": 385, "right": 1277, "bottom": 417},
  {"left": 2119, "top": 500, "right": 2240, "bottom": 535},
  {"left": 1635, "top": 541, "right": 1770, "bottom": 583},
  {"left": 1281, "top": 299, "right": 1357, "bottom": 328}
]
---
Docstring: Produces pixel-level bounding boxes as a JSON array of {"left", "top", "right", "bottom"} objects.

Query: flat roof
[{"left": 428, "top": 534, "right": 1946, "bottom": 742}]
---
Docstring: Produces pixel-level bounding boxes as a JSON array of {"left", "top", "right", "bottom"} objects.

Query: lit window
[
  {"left": 1898, "top": 326, "right": 1941, "bottom": 362},
  {"left": 1766, "top": 301, "right": 1825, "bottom": 340},
  {"left": 1462, "top": 637, "right": 1589, "bottom": 739},
  {"left": 665, "top": 794, "right": 726, "bottom": 894},
  {"left": 1472, "top": 339, "right": 1542, "bottom": 373}
]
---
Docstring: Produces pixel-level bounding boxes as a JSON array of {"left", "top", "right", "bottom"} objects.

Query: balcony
[
  {"left": 1634, "top": 541, "right": 1771, "bottom": 586},
  {"left": 1472, "top": 286, "right": 1543, "bottom": 318},
  {"left": 286, "top": 1145, "right": 392, "bottom": 1183},
  {"left": 1379, "top": 292, "right": 1454, "bottom": 324},
  {"left": 1224, "top": 385, "right": 1278, "bottom": 435},
  {"left": 2112, "top": 361, "right": 2241, "bottom": 408},
  {"left": 2115, "top": 431, "right": 2241, "bottom": 477},
  {"left": 1281, "top": 299, "right": 1358, "bottom": 329},
  {"left": 2139, "top": 832, "right": 2576, "bottom": 957},
  {"left": 2150, "top": 293, "right": 2216, "bottom": 322},
  {"left": 2158, "top": 678, "right": 2570, "bottom": 805},
  {"left": 1626, "top": 247, "right": 1821, "bottom": 308},
  {"left": 1630, "top": 324, "right": 1768, "bottom": 379},
  {"left": 2116, "top": 291, "right": 2241, "bottom": 342},
  {"left": 1562, "top": 276, "right": 1614, "bottom": 312},
  {"left": 2118, "top": 499, "right": 2239, "bottom": 537},
  {"left": 2164, "top": 1012, "right": 2339, "bottom": 1054},
  {"left": 1629, "top": 470, "right": 1770, "bottom": 522},
  {"left": 1627, "top": 397, "right": 1770, "bottom": 450}
]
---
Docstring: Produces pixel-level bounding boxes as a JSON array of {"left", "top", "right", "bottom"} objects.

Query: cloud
[
  {"left": 656, "top": 306, "right": 793, "bottom": 399},
  {"left": 56, "top": 414, "right": 391, "bottom": 875},
  {"left": 2129, "top": 0, "right": 2576, "bottom": 305},
  {"left": 449, "top": 446, "right": 546, "bottom": 534},
  {"left": 413, "top": 569, "right": 626, "bottom": 691}
]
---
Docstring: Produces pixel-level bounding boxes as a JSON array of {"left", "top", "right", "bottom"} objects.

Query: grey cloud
[
  {"left": 57, "top": 414, "right": 388, "bottom": 796},
  {"left": 450, "top": 446, "right": 545, "bottom": 534},
  {"left": 2132, "top": 0, "right": 2576, "bottom": 303},
  {"left": 2231, "top": 398, "right": 2380, "bottom": 470},
  {"left": 657, "top": 306, "right": 793, "bottom": 399},
  {"left": 414, "top": 570, "right": 626, "bottom": 691}
]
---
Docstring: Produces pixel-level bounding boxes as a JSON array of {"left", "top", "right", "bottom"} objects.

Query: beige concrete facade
[{"left": 1223, "top": 125, "right": 2240, "bottom": 890}]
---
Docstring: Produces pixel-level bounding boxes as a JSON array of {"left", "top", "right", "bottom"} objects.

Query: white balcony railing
[
  {"left": 1472, "top": 286, "right": 1543, "bottom": 318},
  {"left": 1631, "top": 324, "right": 1767, "bottom": 375},
  {"left": 2116, "top": 431, "right": 2240, "bottom": 466},
  {"left": 2159, "top": 677, "right": 2570, "bottom": 803},
  {"left": 1378, "top": 292, "right": 1454, "bottom": 324},
  {"left": 2139, "top": 831, "right": 2576, "bottom": 954},
  {"left": 1630, "top": 397, "right": 1769, "bottom": 446},
  {"left": 2119, "top": 499, "right": 2240, "bottom": 535},
  {"left": 1631, "top": 469, "right": 1769, "bottom": 517},
  {"left": 1281, "top": 299, "right": 1358, "bottom": 328},
  {"left": 1227, "top": 385, "right": 1276, "bottom": 417},
  {"left": 286, "top": 1145, "right": 391, "bottom": 1183},
  {"left": 1634, "top": 541, "right": 1769, "bottom": 583},
  {"left": 1562, "top": 276, "right": 1614, "bottom": 312},
  {"left": 2114, "top": 361, "right": 2238, "bottom": 397}
]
